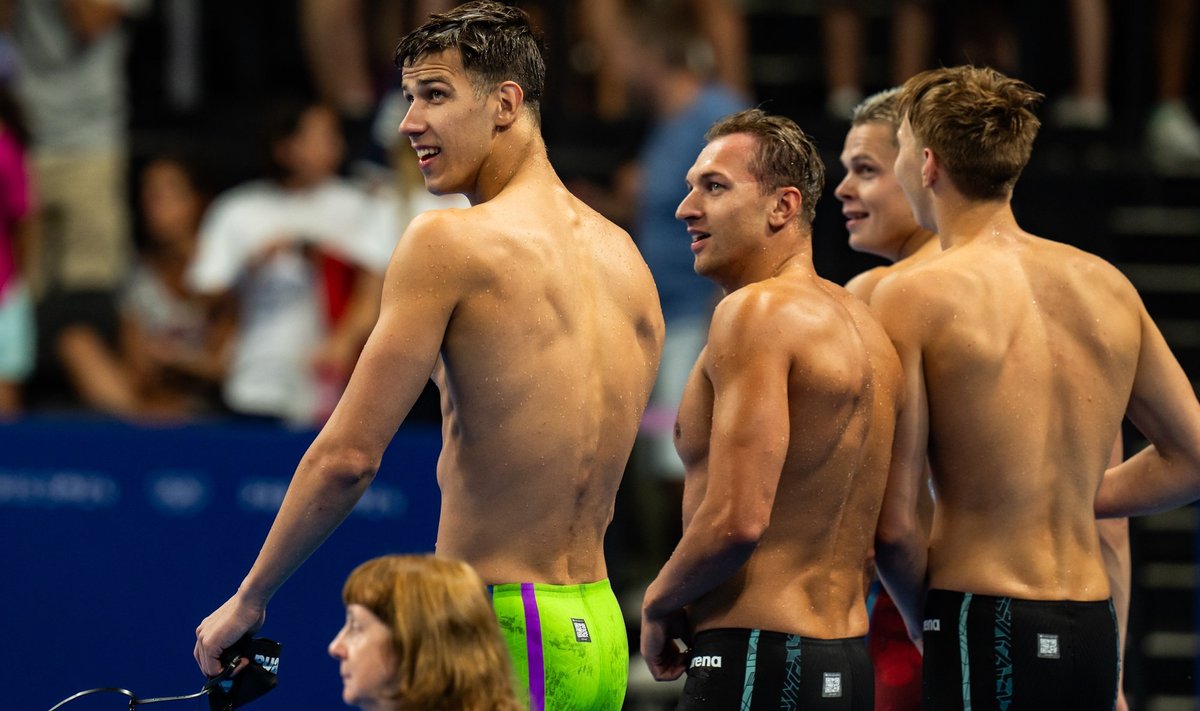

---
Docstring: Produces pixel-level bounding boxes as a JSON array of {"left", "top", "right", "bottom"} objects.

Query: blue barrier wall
[{"left": 0, "top": 416, "right": 442, "bottom": 710}]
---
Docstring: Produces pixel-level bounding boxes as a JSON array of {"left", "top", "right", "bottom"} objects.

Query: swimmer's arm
[
  {"left": 642, "top": 293, "right": 790, "bottom": 617},
  {"left": 871, "top": 280, "right": 931, "bottom": 644},
  {"left": 1099, "top": 435, "right": 1131, "bottom": 708},
  {"left": 195, "top": 211, "right": 468, "bottom": 676},
  {"left": 1096, "top": 305, "right": 1200, "bottom": 517}
]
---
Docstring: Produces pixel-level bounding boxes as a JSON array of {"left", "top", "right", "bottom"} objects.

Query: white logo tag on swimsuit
[
  {"left": 572, "top": 618, "right": 591, "bottom": 643},
  {"left": 822, "top": 672, "right": 843, "bottom": 698},
  {"left": 690, "top": 655, "right": 722, "bottom": 668},
  {"left": 1037, "top": 633, "right": 1060, "bottom": 659}
]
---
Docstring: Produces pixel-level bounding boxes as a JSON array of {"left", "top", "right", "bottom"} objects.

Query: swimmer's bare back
[
  {"left": 874, "top": 230, "right": 1140, "bottom": 600},
  {"left": 395, "top": 180, "right": 664, "bottom": 585}
]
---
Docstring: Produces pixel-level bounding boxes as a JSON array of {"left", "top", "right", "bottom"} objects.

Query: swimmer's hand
[
  {"left": 640, "top": 608, "right": 691, "bottom": 681},
  {"left": 195, "top": 592, "right": 266, "bottom": 677}
]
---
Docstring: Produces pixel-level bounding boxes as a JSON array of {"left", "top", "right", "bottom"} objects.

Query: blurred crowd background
[
  {"left": 0, "top": 0, "right": 1196, "bottom": 427},
  {"left": 1, "top": 1, "right": 1198, "bottom": 708}
]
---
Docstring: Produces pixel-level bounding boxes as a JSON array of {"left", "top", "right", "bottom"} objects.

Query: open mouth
[
  {"left": 415, "top": 146, "right": 440, "bottom": 168},
  {"left": 844, "top": 211, "right": 868, "bottom": 228}
]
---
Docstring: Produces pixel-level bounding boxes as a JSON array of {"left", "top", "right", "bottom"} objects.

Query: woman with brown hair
[{"left": 330, "top": 554, "right": 523, "bottom": 711}]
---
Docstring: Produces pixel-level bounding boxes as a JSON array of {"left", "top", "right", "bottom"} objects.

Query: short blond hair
[
  {"left": 850, "top": 87, "right": 903, "bottom": 132},
  {"left": 342, "top": 555, "right": 522, "bottom": 711},
  {"left": 897, "top": 66, "right": 1043, "bottom": 200}
]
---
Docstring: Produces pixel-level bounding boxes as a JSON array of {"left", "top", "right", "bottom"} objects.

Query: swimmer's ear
[
  {"left": 920, "top": 147, "right": 940, "bottom": 189},
  {"left": 494, "top": 81, "right": 524, "bottom": 128},
  {"left": 767, "top": 186, "right": 802, "bottom": 230}
]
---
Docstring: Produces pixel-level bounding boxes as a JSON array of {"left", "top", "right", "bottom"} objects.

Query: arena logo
[
  {"left": 0, "top": 469, "right": 120, "bottom": 509},
  {"left": 690, "top": 655, "right": 722, "bottom": 669}
]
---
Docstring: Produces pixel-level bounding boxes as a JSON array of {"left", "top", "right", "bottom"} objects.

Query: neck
[
  {"left": 722, "top": 231, "right": 815, "bottom": 293},
  {"left": 934, "top": 192, "right": 1018, "bottom": 249},
  {"left": 895, "top": 227, "right": 938, "bottom": 261},
  {"left": 468, "top": 120, "right": 548, "bottom": 205}
]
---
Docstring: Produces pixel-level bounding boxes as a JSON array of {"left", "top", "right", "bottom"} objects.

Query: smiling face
[
  {"left": 399, "top": 49, "right": 498, "bottom": 197},
  {"left": 835, "top": 121, "right": 923, "bottom": 261},
  {"left": 675, "top": 132, "right": 775, "bottom": 289},
  {"left": 328, "top": 604, "right": 398, "bottom": 710}
]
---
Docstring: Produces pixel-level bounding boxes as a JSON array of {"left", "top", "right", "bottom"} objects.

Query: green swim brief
[{"left": 491, "top": 579, "right": 628, "bottom": 711}]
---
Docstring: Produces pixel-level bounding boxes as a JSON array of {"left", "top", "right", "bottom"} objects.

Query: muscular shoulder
[
  {"left": 395, "top": 206, "right": 487, "bottom": 263},
  {"left": 868, "top": 257, "right": 954, "bottom": 332},
  {"left": 1032, "top": 237, "right": 1137, "bottom": 297},
  {"left": 712, "top": 280, "right": 805, "bottom": 337},
  {"left": 711, "top": 278, "right": 859, "bottom": 359},
  {"left": 845, "top": 266, "right": 889, "bottom": 302}
]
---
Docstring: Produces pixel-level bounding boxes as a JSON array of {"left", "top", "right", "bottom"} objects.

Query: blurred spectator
[
  {"left": 187, "top": 99, "right": 398, "bottom": 426},
  {"left": 820, "top": 0, "right": 933, "bottom": 119},
  {"left": 620, "top": 7, "right": 746, "bottom": 477},
  {"left": 10, "top": 0, "right": 145, "bottom": 296},
  {"left": 578, "top": 0, "right": 750, "bottom": 120},
  {"left": 1146, "top": 0, "right": 1200, "bottom": 172},
  {"left": 0, "top": 51, "right": 33, "bottom": 417},
  {"left": 1050, "top": 0, "right": 1112, "bottom": 129},
  {"left": 299, "top": 0, "right": 453, "bottom": 166},
  {"left": 1050, "top": 0, "right": 1200, "bottom": 172},
  {"left": 120, "top": 154, "right": 232, "bottom": 418},
  {"left": 946, "top": 1, "right": 1020, "bottom": 77},
  {"left": 10, "top": 0, "right": 149, "bottom": 417}
]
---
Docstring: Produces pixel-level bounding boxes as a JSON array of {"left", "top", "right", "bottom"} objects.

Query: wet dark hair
[{"left": 394, "top": 1, "right": 545, "bottom": 120}]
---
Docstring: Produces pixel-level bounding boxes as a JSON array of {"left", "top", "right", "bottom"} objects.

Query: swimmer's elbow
[
  {"left": 715, "top": 504, "right": 769, "bottom": 550},
  {"left": 304, "top": 441, "right": 380, "bottom": 489},
  {"left": 875, "top": 511, "right": 918, "bottom": 555}
]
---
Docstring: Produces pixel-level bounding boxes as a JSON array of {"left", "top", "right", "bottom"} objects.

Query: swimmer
[
  {"left": 873, "top": 65, "right": 1200, "bottom": 708},
  {"left": 640, "top": 108, "right": 903, "bottom": 710},
  {"left": 194, "top": 4, "right": 664, "bottom": 710},
  {"left": 836, "top": 86, "right": 1134, "bottom": 711}
]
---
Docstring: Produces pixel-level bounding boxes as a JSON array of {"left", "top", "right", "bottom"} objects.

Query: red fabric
[
  {"left": 869, "top": 589, "right": 923, "bottom": 711},
  {"left": 317, "top": 251, "right": 355, "bottom": 323}
]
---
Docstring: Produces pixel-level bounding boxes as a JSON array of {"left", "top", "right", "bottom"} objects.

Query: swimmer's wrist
[
  {"left": 641, "top": 582, "right": 670, "bottom": 618},
  {"left": 236, "top": 579, "right": 273, "bottom": 608}
]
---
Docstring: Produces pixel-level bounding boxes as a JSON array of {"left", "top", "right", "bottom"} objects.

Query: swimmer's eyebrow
[
  {"left": 401, "top": 73, "right": 453, "bottom": 93},
  {"left": 684, "top": 170, "right": 730, "bottom": 188}
]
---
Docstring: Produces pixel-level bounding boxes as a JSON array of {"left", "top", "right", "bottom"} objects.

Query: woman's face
[
  {"left": 141, "top": 159, "right": 203, "bottom": 244},
  {"left": 329, "top": 604, "right": 398, "bottom": 709}
]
